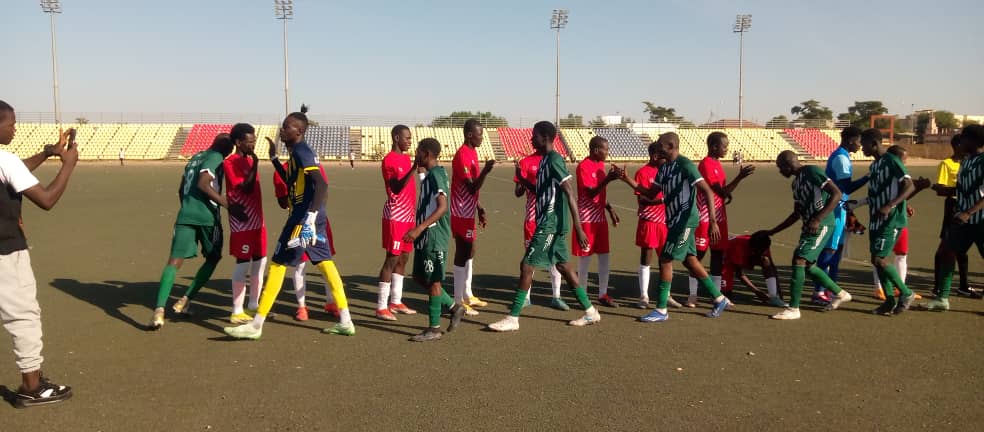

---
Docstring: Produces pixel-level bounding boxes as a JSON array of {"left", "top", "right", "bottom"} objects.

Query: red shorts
[
  {"left": 696, "top": 219, "right": 729, "bottom": 252},
  {"left": 523, "top": 219, "right": 536, "bottom": 248},
  {"left": 893, "top": 227, "right": 908, "bottom": 255},
  {"left": 451, "top": 216, "right": 476, "bottom": 243},
  {"left": 573, "top": 221, "right": 609, "bottom": 256},
  {"left": 636, "top": 220, "right": 668, "bottom": 250},
  {"left": 382, "top": 218, "right": 415, "bottom": 255},
  {"left": 230, "top": 227, "right": 267, "bottom": 260}
]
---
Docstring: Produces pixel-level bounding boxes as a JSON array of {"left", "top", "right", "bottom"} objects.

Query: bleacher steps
[
  {"left": 488, "top": 129, "right": 506, "bottom": 161},
  {"left": 168, "top": 126, "right": 190, "bottom": 159},
  {"left": 778, "top": 131, "right": 815, "bottom": 160},
  {"left": 349, "top": 128, "right": 362, "bottom": 160}
]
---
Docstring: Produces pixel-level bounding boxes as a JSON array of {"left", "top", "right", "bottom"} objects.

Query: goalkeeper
[{"left": 225, "top": 109, "right": 355, "bottom": 340}]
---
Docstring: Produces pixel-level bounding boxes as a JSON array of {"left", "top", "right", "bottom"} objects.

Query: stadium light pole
[
  {"left": 275, "top": 0, "right": 294, "bottom": 118},
  {"left": 551, "top": 9, "right": 568, "bottom": 127},
  {"left": 733, "top": 14, "right": 751, "bottom": 129},
  {"left": 40, "top": 0, "right": 63, "bottom": 125}
]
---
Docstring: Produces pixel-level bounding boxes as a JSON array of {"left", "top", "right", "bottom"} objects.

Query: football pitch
[{"left": 2, "top": 161, "right": 982, "bottom": 431}]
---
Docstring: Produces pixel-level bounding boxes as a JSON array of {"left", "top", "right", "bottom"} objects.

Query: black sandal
[{"left": 14, "top": 375, "right": 72, "bottom": 408}]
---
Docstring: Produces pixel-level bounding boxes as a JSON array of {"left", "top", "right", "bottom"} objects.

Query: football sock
[
  {"left": 598, "top": 253, "right": 611, "bottom": 297},
  {"left": 638, "top": 265, "right": 651, "bottom": 300},
  {"left": 896, "top": 255, "right": 908, "bottom": 283},
  {"left": 316, "top": 261, "right": 350, "bottom": 324},
  {"left": 711, "top": 275, "right": 722, "bottom": 292},
  {"left": 807, "top": 265, "right": 841, "bottom": 294},
  {"left": 231, "top": 281, "right": 246, "bottom": 315},
  {"left": 464, "top": 259, "right": 475, "bottom": 299},
  {"left": 391, "top": 273, "right": 405, "bottom": 304},
  {"left": 155, "top": 265, "right": 178, "bottom": 309},
  {"left": 578, "top": 256, "right": 591, "bottom": 294},
  {"left": 250, "top": 257, "right": 267, "bottom": 309},
  {"left": 875, "top": 267, "right": 897, "bottom": 307},
  {"left": 183, "top": 259, "right": 218, "bottom": 300},
  {"left": 573, "top": 286, "right": 592, "bottom": 310},
  {"left": 509, "top": 289, "right": 529, "bottom": 317},
  {"left": 766, "top": 277, "right": 778, "bottom": 298},
  {"left": 873, "top": 267, "right": 883, "bottom": 293},
  {"left": 253, "top": 264, "right": 288, "bottom": 326},
  {"left": 656, "top": 280, "right": 672, "bottom": 310},
  {"left": 292, "top": 263, "right": 306, "bottom": 307},
  {"left": 429, "top": 295, "right": 443, "bottom": 327},
  {"left": 789, "top": 264, "right": 806, "bottom": 309},
  {"left": 688, "top": 277, "right": 698, "bottom": 298},
  {"left": 882, "top": 265, "right": 911, "bottom": 297},
  {"left": 452, "top": 265, "right": 466, "bottom": 305},
  {"left": 377, "top": 282, "right": 391, "bottom": 311},
  {"left": 549, "top": 266, "right": 562, "bottom": 298},
  {"left": 699, "top": 277, "right": 723, "bottom": 300}
]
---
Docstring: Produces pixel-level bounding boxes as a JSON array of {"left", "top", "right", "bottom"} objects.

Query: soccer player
[
  {"left": 813, "top": 127, "right": 869, "bottom": 304},
  {"left": 929, "top": 135, "right": 975, "bottom": 298},
  {"left": 691, "top": 132, "right": 754, "bottom": 306},
  {"left": 858, "top": 130, "right": 921, "bottom": 316},
  {"left": 375, "top": 124, "right": 418, "bottom": 321},
  {"left": 617, "top": 142, "right": 682, "bottom": 309},
  {"left": 487, "top": 121, "right": 601, "bottom": 331},
  {"left": 515, "top": 149, "right": 568, "bottom": 310},
  {"left": 766, "top": 151, "right": 851, "bottom": 320},
  {"left": 636, "top": 132, "right": 732, "bottom": 323},
  {"left": 922, "top": 124, "right": 984, "bottom": 311},
  {"left": 404, "top": 138, "right": 466, "bottom": 341},
  {"left": 224, "top": 109, "right": 354, "bottom": 339},
  {"left": 720, "top": 231, "right": 785, "bottom": 307},
  {"left": 151, "top": 133, "right": 240, "bottom": 329},
  {"left": 0, "top": 100, "right": 77, "bottom": 407},
  {"left": 574, "top": 136, "right": 622, "bottom": 307},
  {"left": 223, "top": 123, "right": 267, "bottom": 325},
  {"left": 451, "top": 119, "right": 496, "bottom": 315}
]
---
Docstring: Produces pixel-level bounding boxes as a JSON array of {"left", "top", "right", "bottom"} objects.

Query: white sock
[
  {"left": 766, "top": 277, "right": 778, "bottom": 298},
  {"left": 293, "top": 264, "right": 306, "bottom": 308},
  {"left": 247, "top": 258, "right": 267, "bottom": 310},
  {"left": 578, "top": 256, "right": 591, "bottom": 294},
  {"left": 896, "top": 255, "right": 908, "bottom": 283},
  {"left": 377, "top": 281, "right": 391, "bottom": 311},
  {"left": 251, "top": 313, "right": 266, "bottom": 328},
  {"left": 549, "top": 266, "right": 562, "bottom": 298},
  {"left": 231, "top": 282, "right": 246, "bottom": 315},
  {"left": 391, "top": 273, "right": 405, "bottom": 305},
  {"left": 638, "top": 265, "right": 651, "bottom": 300},
  {"left": 453, "top": 265, "right": 466, "bottom": 305},
  {"left": 688, "top": 277, "right": 698, "bottom": 297},
  {"left": 873, "top": 267, "right": 882, "bottom": 291},
  {"left": 598, "top": 253, "right": 611, "bottom": 297},
  {"left": 712, "top": 275, "right": 722, "bottom": 291},
  {"left": 464, "top": 259, "right": 475, "bottom": 299},
  {"left": 339, "top": 308, "right": 352, "bottom": 326}
]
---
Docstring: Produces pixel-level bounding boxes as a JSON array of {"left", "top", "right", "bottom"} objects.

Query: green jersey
[
  {"left": 656, "top": 156, "right": 703, "bottom": 231},
  {"left": 956, "top": 152, "right": 984, "bottom": 225},
  {"left": 175, "top": 149, "right": 225, "bottom": 226},
  {"left": 792, "top": 165, "right": 835, "bottom": 229},
  {"left": 867, "top": 152, "right": 910, "bottom": 232},
  {"left": 415, "top": 166, "right": 450, "bottom": 252},
  {"left": 534, "top": 151, "right": 573, "bottom": 234}
]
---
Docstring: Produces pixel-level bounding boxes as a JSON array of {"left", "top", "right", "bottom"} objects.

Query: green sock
[
  {"left": 428, "top": 295, "right": 442, "bottom": 327},
  {"left": 789, "top": 265, "right": 806, "bottom": 309},
  {"left": 807, "top": 265, "right": 841, "bottom": 294},
  {"left": 699, "top": 277, "right": 723, "bottom": 299},
  {"left": 155, "top": 265, "right": 178, "bottom": 308},
  {"left": 439, "top": 289, "right": 454, "bottom": 308},
  {"left": 876, "top": 267, "right": 897, "bottom": 307},
  {"left": 937, "top": 267, "right": 954, "bottom": 300},
  {"left": 573, "top": 286, "right": 592, "bottom": 310},
  {"left": 183, "top": 259, "right": 218, "bottom": 300},
  {"left": 883, "top": 265, "right": 911, "bottom": 297},
  {"left": 509, "top": 289, "right": 529, "bottom": 317},
  {"left": 656, "top": 280, "right": 671, "bottom": 309}
]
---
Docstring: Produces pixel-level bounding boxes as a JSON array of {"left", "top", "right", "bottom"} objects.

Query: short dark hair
[
  {"left": 418, "top": 137, "right": 441, "bottom": 157},
  {"left": 886, "top": 145, "right": 906, "bottom": 159},
  {"left": 750, "top": 230, "right": 771, "bottom": 251},
  {"left": 463, "top": 118, "right": 482, "bottom": 136},
  {"left": 391, "top": 124, "right": 410, "bottom": 141},
  {"left": 212, "top": 133, "right": 234, "bottom": 148},
  {"left": 648, "top": 140, "right": 659, "bottom": 156},
  {"left": 589, "top": 136, "right": 608, "bottom": 151},
  {"left": 950, "top": 134, "right": 961, "bottom": 148},
  {"left": 961, "top": 124, "right": 984, "bottom": 148},
  {"left": 533, "top": 121, "right": 556, "bottom": 141},
  {"left": 706, "top": 131, "right": 727, "bottom": 148},
  {"left": 230, "top": 123, "right": 255, "bottom": 142},
  {"left": 841, "top": 126, "right": 862, "bottom": 142},
  {"left": 861, "top": 128, "right": 882, "bottom": 143},
  {"left": 0, "top": 100, "right": 13, "bottom": 123}
]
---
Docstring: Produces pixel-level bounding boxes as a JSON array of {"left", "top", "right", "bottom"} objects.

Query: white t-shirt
[{"left": 0, "top": 150, "right": 40, "bottom": 193}]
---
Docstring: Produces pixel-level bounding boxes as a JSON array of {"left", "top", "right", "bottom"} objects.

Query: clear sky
[{"left": 3, "top": 0, "right": 982, "bottom": 125}]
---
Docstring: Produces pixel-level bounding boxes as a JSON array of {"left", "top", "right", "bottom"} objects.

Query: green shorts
[
  {"left": 795, "top": 224, "right": 833, "bottom": 263},
  {"left": 413, "top": 245, "right": 447, "bottom": 285},
  {"left": 869, "top": 226, "right": 903, "bottom": 258},
  {"left": 523, "top": 230, "right": 570, "bottom": 269},
  {"left": 661, "top": 225, "right": 697, "bottom": 262},
  {"left": 943, "top": 223, "right": 984, "bottom": 257},
  {"left": 170, "top": 223, "right": 223, "bottom": 260}
]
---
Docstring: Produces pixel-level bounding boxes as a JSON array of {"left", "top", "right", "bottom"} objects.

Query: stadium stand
[
  {"left": 498, "top": 128, "right": 567, "bottom": 159},
  {"left": 782, "top": 128, "right": 868, "bottom": 160},
  {"left": 592, "top": 128, "right": 647, "bottom": 160},
  {"left": 305, "top": 125, "right": 350, "bottom": 158},
  {"left": 253, "top": 124, "right": 279, "bottom": 159},
  {"left": 181, "top": 124, "right": 232, "bottom": 157},
  {"left": 560, "top": 128, "right": 594, "bottom": 160}
]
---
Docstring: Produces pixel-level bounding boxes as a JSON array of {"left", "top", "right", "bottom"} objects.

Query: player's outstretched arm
[
  {"left": 619, "top": 175, "right": 661, "bottom": 200},
  {"left": 845, "top": 174, "right": 870, "bottom": 195},
  {"left": 955, "top": 193, "right": 984, "bottom": 224},
  {"left": 561, "top": 179, "right": 589, "bottom": 250},
  {"left": 465, "top": 160, "right": 496, "bottom": 194},
  {"left": 23, "top": 128, "right": 74, "bottom": 172},
  {"left": 767, "top": 210, "right": 799, "bottom": 236},
  {"left": 719, "top": 164, "right": 755, "bottom": 202},
  {"left": 403, "top": 193, "right": 447, "bottom": 243},
  {"left": 241, "top": 152, "right": 260, "bottom": 194},
  {"left": 514, "top": 161, "right": 534, "bottom": 197},
  {"left": 390, "top": 159, "right": 418, "bottom": 195},
  {"left": 876, "top": 177, "right": 913, "bottom": 219},
  {"left": 21, "top": 133, "right": 78, "bottom": 211}
]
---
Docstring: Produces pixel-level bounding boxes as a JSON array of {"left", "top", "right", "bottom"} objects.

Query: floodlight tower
[
  {"left": 275, "top": 0, "right": 294, "bottom": 117},
  {"left": 734, "top": 14, "right": 751, "bottom": 129},
  {"left": 551, "top": 9, "right": 569, "bottom": 127},
  {"left": 40, "top": 0, "right": 63, "bottom": 125}
]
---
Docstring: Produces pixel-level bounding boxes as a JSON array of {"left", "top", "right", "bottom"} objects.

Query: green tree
[
  {"left": 642, "top": 102, "right": 678, "bottom": 122},
  {"left": 766, "top": 115, "right": 789, "bottom": 129},
  {"left": 964, "top": 118, "right": 981, "bottom": 127},
  {"left": 915, "top": 112, "right": 932, "bottom": 143},
  {"left": 790, "top": 99, "right": 833, "bottom": 120},
  {"left": 588, "top": 116, "right": 606, "bottom": 128},
  {"left": 934, "top": 111, "right": 959, "bottom": 130},
  {"left": 429, "top": 111, "right": 508, "bottom": 128},
  {"left": 837, "top": 100, "right": 888, "bottom": 128},
  {"left": 558, "top": 113, "right": 584, "bottom": 128}
]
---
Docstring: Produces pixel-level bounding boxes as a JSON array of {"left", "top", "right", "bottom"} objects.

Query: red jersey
[
  {"left": 726, "top": 235, "right": 771, "bottom": 268},
  {"left": 274, "top": 161, "right": 327, "bottom": 200},
  {"left": 634, "top": 163, "right": 666, "bottom": 223},
  {"left": 697, "top": 156, "right": 727, "bottom": 223},
  {"left": 451, "top": 144, "right": 480, "bottom": 219},
  {"left": 224, "top": 153, "right": 263, "bottom": 232},
  {"left": 514, "top": 154, "right": 543, "bottom": 222},
  {"left": 576, "top": 157, "right": 607, "bottom": 223},
  {"left": 381, "top": 151, "right": 416, "bottom": 223}
]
